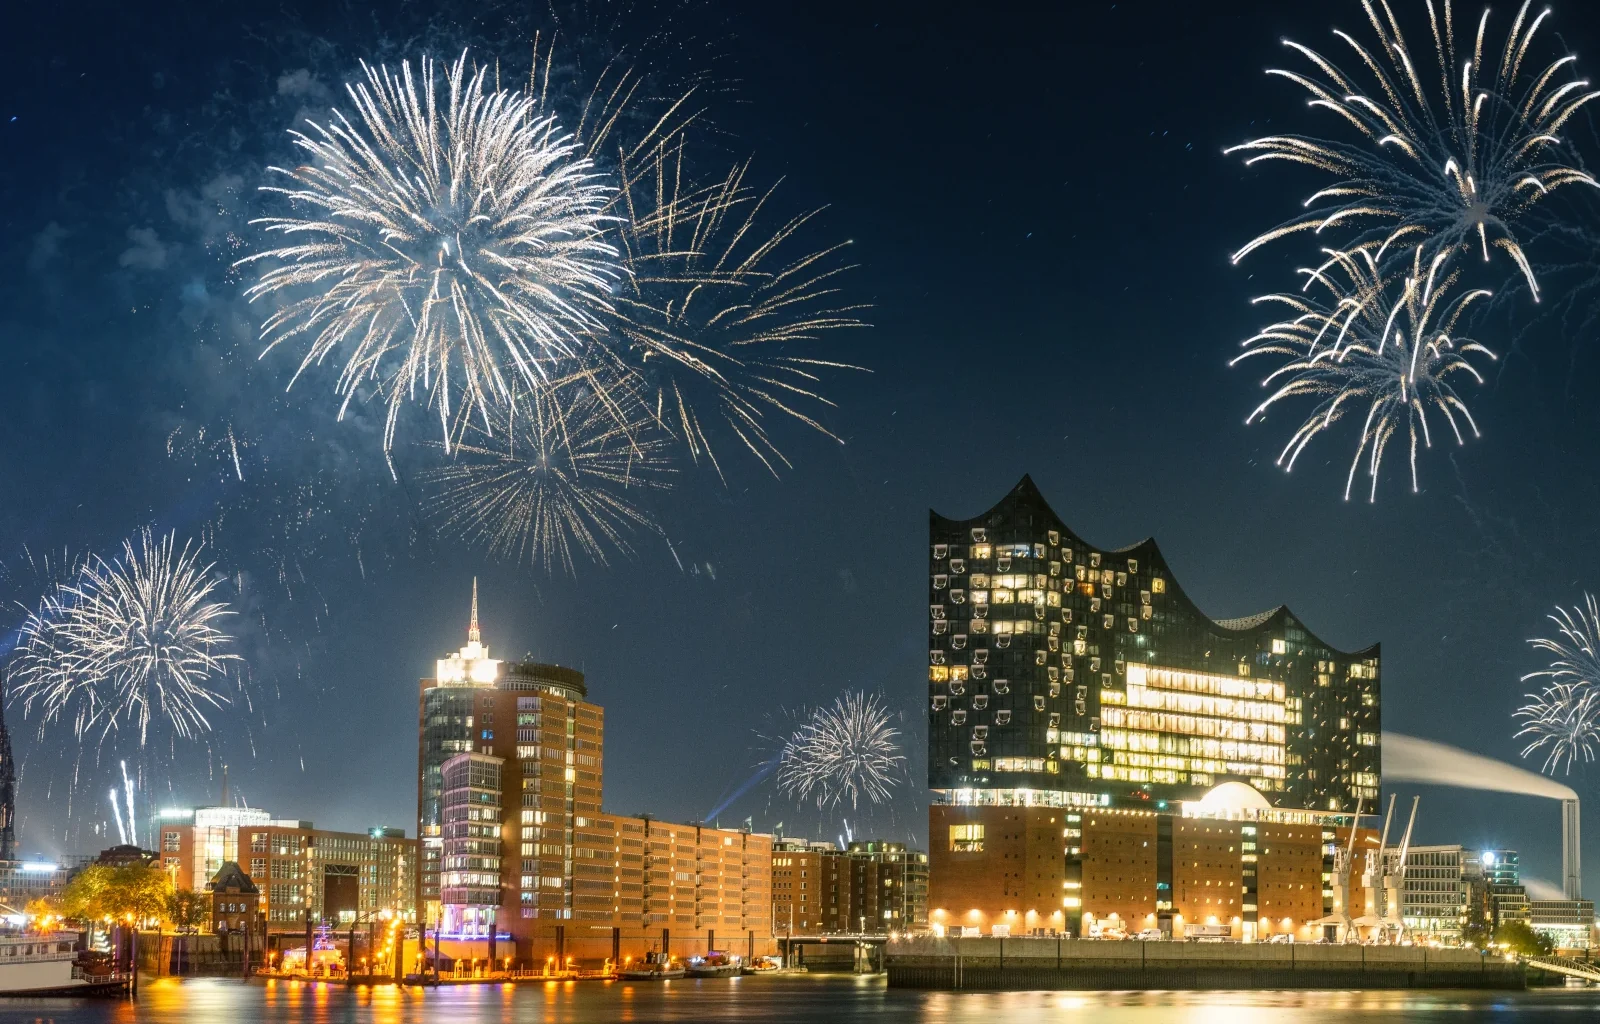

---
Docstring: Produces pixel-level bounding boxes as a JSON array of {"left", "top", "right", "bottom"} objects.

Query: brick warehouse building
[
  {"left": 926, "top": 477, "right": 1380, "bottom": 940},
  {"left": 417, "top": 585, "right": 774, "bottom": 967}
]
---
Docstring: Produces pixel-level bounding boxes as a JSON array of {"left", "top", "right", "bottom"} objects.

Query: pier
[{"left": 885, "top": 936, "right": 1527, "bottom": 991}]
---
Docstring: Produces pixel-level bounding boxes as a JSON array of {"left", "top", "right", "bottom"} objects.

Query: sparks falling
[
  {"left": 1233, "top": 236, "right": 1496, "bottom": 500},
  {"left": 777, "top": 692, "right": 906, "bottom": 809},
  {"left": 6, "top": 529, "right": 239, "bottom": 747},
  {"left": 603, "top": 153, "right": 868, "bottom": 478},
  {"left": 1515, "top": 594, "right": 1600, "bottom": 774},
  {"left": 240, "top": 51, "right": 624, "bottom": 454},
  {"left": 420, "top": 382, "right": 673, "bottom": 574},
  {"left": 1227, "top": 0, "right": 1600, "bottom": 299}
]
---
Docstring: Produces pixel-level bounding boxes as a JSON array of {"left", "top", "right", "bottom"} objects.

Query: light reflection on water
[{"left": 1, "top": 974, "right": 1596, "bottom": 1022}]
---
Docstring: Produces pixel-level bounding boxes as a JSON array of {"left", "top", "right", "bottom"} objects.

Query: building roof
[
  {"left": 207, "top": 861, "right": 259, "bottom": 895},
  {"left": 930, "top": 474, "right": 1377, "bottom": 658}
]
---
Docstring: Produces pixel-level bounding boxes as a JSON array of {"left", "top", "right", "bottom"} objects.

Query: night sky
[{"left": 4, "top": 0, "right": 1600, "bottom": 895}]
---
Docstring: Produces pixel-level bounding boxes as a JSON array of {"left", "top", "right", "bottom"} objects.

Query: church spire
[{"left": 469, "top": 577, "right": 481, "bottom": 644}]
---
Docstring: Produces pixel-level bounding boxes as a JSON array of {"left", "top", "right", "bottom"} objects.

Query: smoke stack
[
  {"left": 1564, "top": 798, "right": 1581, "bottom": 900},
  {"left": 1383, "top": 733, "right": 1582, "bottom": 904}
]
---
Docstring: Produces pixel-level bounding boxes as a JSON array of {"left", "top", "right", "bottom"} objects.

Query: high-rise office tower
[
  {"left": 415, "top": 583, "right": 773, "bottom": 966},
  {"left": 415, "top": 581, "right": 600, "bottom": 938}
]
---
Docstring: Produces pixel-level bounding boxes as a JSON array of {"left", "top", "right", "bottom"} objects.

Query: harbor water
[{"left": 3, "top": 973, "right": 1598, "bottom": 1022}]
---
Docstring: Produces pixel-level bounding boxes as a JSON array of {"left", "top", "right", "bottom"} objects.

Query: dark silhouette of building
[
  {"left": 0, "top": 683, "right": 15, "bottom": 862},
  {"left": 95, "top": 844, "right": 156, "bottom": 867}
]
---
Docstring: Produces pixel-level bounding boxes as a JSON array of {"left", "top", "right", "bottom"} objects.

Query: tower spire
[{"left": 469, "top": 577, "right": 481, "bottom": 644}]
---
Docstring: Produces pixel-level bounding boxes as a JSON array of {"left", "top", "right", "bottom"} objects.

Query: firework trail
[
  {"left": 1515, "top": 593, "right": 1600, "bottom": 773},
  {"left": 1516, "top": 683, "right": 1600, "bottom": 773},
  {"left": 6, "top": 529, "right": 240, "bottom": 748},
  {"left": 420, "top": 381, "right": 672, "bottom": 574},
  {"left": 1233, "top": 235, "right": 1496, "bottom": 500},
  {"left": 518, "top": 33, "right": 867, "bottom": 477},
  {"left": 603, "top": 152, "right": 868, "bottom": 478},
  {"left": 240, "top": 51, "right": 624, "bottom": 455},
  {"left": 1228, "top": 0, "right": 1599, "bottom": 299},
  {"left": 778, "top": 692, "right": 906, "bottom": 809}
]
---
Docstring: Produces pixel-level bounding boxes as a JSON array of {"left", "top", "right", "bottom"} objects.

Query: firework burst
[
  {"left": 1515, "top": 683, "right": 1600, "bottom": 774},
  {"left": 420, "top": 381, "right": 672, "bottom": 573},
  {"left": 1233, "top": 236, "right": 1496, "bottom": 500},
  {"left": 240, "top": 51, "right": 624, "bottom": 454},
  {"left": 602, "top": 152, "right": 868, "bottom": 478},
  {"left": 6, "top": 529, "right": 239, "bottom": 747},
  {"left": 1515, "top": 593, "right": 1600, "bottom": 773},
  {"left": 777, "top": 692, "right": 905, "bottom": 809},
  {"left": 1228, "top": 0, "right": 1600, "bottom": 299}
]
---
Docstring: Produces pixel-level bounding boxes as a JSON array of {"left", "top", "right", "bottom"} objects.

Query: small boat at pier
[
  {"left": 619, "top": 952, "right": 684, "bottom": 980},
  {"left": 686, "top": 950, "right": 742, "bottom": 978}
]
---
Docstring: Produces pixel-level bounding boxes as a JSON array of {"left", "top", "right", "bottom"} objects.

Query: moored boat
[
  {"left": 619, "top": 952, "right": 684, "bottom": 980},
  {"left": 0, "top": 933, "right": 128, "bottom": 996},
  {"left": 686, "top": 950, "right": 742, "bottom": 978}
]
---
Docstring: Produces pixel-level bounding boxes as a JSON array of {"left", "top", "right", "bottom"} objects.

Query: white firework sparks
[
  {"left": 1515, "top": 683, "right": 1600, "bottom": 774},
  {"left": 777, "top": 692, "right": 905, "bottom": 809},
  {"left": 1227, "top": 0, "right": 1600, "bottom": 299},
  {"left": 420, "top": 381, "right": 672, "bottom": 574},
  {"left": 7, "top": 529, "right": 239, "bottom": 746},
  {"left": 240, "top": 51, "right": 624, "bottom": 453},
  {"left": 603, "top": 152, "right": 868, "bottom": 478},
  {"left": 1515, "top": 593, "right": 1600, "bottom": 774},
  {"left": 1233, "top": 235, "right": 1496, "bottom": 500}
]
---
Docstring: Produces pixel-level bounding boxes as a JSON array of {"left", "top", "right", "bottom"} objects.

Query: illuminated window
[
  {"left": 1271, "top": 639, "right": 1287, "bottom": 655},
  {"left": 949, "top": 825, "right": 985, "bottom": 852}
]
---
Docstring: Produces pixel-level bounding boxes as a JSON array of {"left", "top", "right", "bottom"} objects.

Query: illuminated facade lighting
[{"left": 928, "top": 475, "right": 1380, "bottom": 812}]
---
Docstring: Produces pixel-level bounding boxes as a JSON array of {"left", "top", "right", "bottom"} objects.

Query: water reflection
[{"left": 0, "top": 975, "right": 1594, "bottom": 1023}]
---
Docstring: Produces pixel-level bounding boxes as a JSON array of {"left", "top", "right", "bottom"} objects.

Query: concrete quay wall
[{"left": 885, "top": 936, "right": 1525, "bottom": 991}]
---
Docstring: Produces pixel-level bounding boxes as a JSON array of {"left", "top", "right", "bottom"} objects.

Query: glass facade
[
  {"left": 929, "top": 475, "right": 1380, "bottom": 812},
  {"left": 440, "top": 752, "right": 504, "bottom": 937}
]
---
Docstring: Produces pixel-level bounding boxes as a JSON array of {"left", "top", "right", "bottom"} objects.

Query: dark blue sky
[{"left": 4, "top": 0, "right": 1600, "bottom": 893}]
